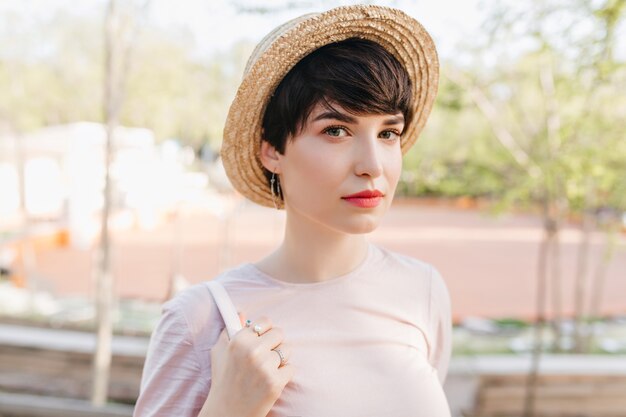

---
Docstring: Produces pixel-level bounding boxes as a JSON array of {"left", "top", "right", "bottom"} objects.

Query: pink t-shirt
[{"left": 134, "top": 242, "right": 452, "bottom": 416}]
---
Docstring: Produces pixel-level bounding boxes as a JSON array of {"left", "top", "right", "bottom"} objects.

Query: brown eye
[
  {"left": 380, "top": 130, "right": 400, "bottom": 141},
  {"left": 324, "top": 126, "right": 348, "bottom": 137}
]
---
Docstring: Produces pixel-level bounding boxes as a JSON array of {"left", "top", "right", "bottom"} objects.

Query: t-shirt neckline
[{"left": 245, "top": 242, "right": 375, "bottom": 288}]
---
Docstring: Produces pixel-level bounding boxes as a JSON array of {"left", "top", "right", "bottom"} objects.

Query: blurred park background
[{"left": 0, "top": 0, "right": 625, "bottom": 416}]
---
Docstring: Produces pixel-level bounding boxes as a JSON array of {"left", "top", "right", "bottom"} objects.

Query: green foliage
[
  {"left": 122, "top": 33, "right": 253, "bottom": 147},
  {"left": 397, "top": 0, "right": 626, "bottom": 218},
  {"left": 493, "top": 317, "right": 530, "bottom": 329},
  {"left": 0, "top": 12, "right": 103, "bottom": 131},
  {"left": 1, "top": 1, "right": 624, "bottom": 216},
  {"left": 0, "top": 9, "right": 251, "bottom": 148}
]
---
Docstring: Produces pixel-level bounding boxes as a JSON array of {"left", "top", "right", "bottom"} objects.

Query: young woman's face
[{"left": 274, "top": 100, "right": 404, "bottom": 234}]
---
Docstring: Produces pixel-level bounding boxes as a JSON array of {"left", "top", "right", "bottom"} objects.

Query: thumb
[{"left": 238, "top": 311, "right": 247, "bottom": 327}]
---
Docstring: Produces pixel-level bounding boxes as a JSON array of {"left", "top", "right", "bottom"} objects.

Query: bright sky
[
  {"left": 146, "top": 0, "right": 485, "bottom": 61},
  {"left": 2, "top": 0, "right": 623, "bottom": 63},
  {"left": 0, "top": 0, "right": 486, "bottom": 62}
]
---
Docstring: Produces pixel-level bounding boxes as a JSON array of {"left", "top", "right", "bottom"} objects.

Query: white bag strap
[{"left": 205, "top": 280, "right": 243, "bottom": 341}]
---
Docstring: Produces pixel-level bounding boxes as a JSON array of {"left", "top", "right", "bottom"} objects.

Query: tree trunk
[
  {"left": 548, "top": 191, "right": 569, "bottom": 353},
  {"left": 523, "top": 198, "right": 555, "bottom": 417},
  {"left": 91, "top": 0, "right": 150, "bottom": 404},
  {"left": 91, "top": 0, "right": 117, "bottom": 406},
  {"left": 549, "top": 225, "right": 562, "bottom": 353},
  {"left": 583, "top": 215, "right": 619, "bottom": 352},
  {"left": 572, "top": 179, "right": 594, "bottom": 353}
]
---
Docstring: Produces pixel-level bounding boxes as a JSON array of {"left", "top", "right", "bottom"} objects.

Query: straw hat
[{"left": 221, "top": 4, "right": 439, "bottom": 209}]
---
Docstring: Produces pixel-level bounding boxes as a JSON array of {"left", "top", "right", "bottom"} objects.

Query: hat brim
[{"left": 221, "top": 5, "right": 439, "bottom": 209}]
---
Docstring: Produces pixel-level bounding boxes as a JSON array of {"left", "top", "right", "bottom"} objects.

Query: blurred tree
[
  {"left": 402, "top": 76, "right": 508, "bottom": 200},
  {"left": 0, "top": 8, "right": 103, "bottom": 131},
  {"left": 440, "top": 1, "right": 625, "bottom": 416},
  {"left": 122, "top": 36, "right": 253, "bottom": 148},
  {"left": 92, "top": 0, "right": 151, "bottom": 407},
  {"left": 0, "top": 5, "right": 251, "bottom": 148}
]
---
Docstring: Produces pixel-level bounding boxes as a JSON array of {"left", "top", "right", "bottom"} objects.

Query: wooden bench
[
  {"left": 0, "top": 392, "right": 133, "bottom": 417},
  {"left": 462, "top": 373, "right": 626, "bottom": 417},
  {"left": 0, "top": 324, "right": 146, "bottom": 404},
  {"left": 0, "top": 344, "right": 143, "bottom": 404}
]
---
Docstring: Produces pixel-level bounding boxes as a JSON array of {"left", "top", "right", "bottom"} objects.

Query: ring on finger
[
  {"left": 273, "top": 347, "right": 287, "bottom": 366},
  {"left": 253, "top": 324, "right": 263, "bottom": 336}
]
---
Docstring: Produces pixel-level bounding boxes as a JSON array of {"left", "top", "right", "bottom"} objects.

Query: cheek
[
  {"left": 286, "top": 141, "right": 345, "bottom": 186},
  {"left": 385, "top": 147, "right": 403, "bottom": 182}
]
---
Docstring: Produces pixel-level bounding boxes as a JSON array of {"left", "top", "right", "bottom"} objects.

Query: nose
[{"left": 354, "top": 133, "right": 384, "bottom": 178}]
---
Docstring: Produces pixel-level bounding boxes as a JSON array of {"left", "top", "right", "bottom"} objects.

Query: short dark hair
[{"left": 261, "top": 37, "right": 414, "bottom": 200}]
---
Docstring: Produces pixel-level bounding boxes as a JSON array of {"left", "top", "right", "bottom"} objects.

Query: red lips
[{"left": 342, "top": 189, "right": 384, "bottom": 198}]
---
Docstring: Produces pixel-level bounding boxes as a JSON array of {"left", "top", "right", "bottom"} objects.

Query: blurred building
[{"left": 0, "top": 122, "right": 166, "bottom": 249}]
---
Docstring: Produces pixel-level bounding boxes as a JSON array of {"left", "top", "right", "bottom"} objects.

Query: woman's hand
[{"left": 201, "top": 312, "right": 294, "bottom": 417}]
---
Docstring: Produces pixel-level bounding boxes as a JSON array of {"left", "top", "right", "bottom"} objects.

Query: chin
[
  {"left": 286, "top": 200, "right": 385, "bottom": 233},
  {"left": 335, "top": 215, "right": 382, "bottom": 234}
]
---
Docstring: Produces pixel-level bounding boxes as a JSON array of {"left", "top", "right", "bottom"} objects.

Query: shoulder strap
[{"left": 205, "top": 280, "right": 243, "bottom": 341}]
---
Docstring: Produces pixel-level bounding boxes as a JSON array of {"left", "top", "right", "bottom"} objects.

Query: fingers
[
  {"left": 271, "top": 343, "right": 291, "bottom": 368},
  {"left": 248, "top": 319, "right": 284, "bottom": 352},
  {"left": 246, "top": 316, "right": 273, "bottom": 337},
  {"left": 277, "top": 362, "right": 295, "bottom": 385},
  {"left": 257, "top": 327, "right": 284, "bottom": 350},
  {"left": 240, "top": 316, "right": 290, "bottom": 369}
]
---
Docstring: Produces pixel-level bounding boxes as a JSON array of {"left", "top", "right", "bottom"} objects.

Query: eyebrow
[{"left": 311, "top": 109, "right": 404, "bottom": 126}]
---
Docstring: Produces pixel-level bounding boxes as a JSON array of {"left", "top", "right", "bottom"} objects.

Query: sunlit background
[{"left": 0, "top": 0, "right": 625, "bottom": 415}]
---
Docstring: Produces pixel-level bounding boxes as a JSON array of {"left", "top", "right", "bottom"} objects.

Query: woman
[{"left": 134, "top": 5, "right": 452, "bottom": 417}]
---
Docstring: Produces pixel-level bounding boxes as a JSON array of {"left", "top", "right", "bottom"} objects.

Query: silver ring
[
  {"left": 253, "top": 324, "right": 263, "bottom": 336},
  {"left": 273, "top": 347, "right": 286, "bottom": 366}
]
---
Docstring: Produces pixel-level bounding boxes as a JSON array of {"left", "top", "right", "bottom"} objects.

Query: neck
[{"left": 260, "top": 208, "right": 370, "bottom": 284}]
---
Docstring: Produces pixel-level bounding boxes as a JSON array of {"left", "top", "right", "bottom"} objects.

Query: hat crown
[{"left": 243, "top": 12, "right": 319, "bottom": 77}]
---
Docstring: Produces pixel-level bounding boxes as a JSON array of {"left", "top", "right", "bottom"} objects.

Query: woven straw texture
[{"left": 221, "top": 5, "right": 439, "bottom": 209}]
